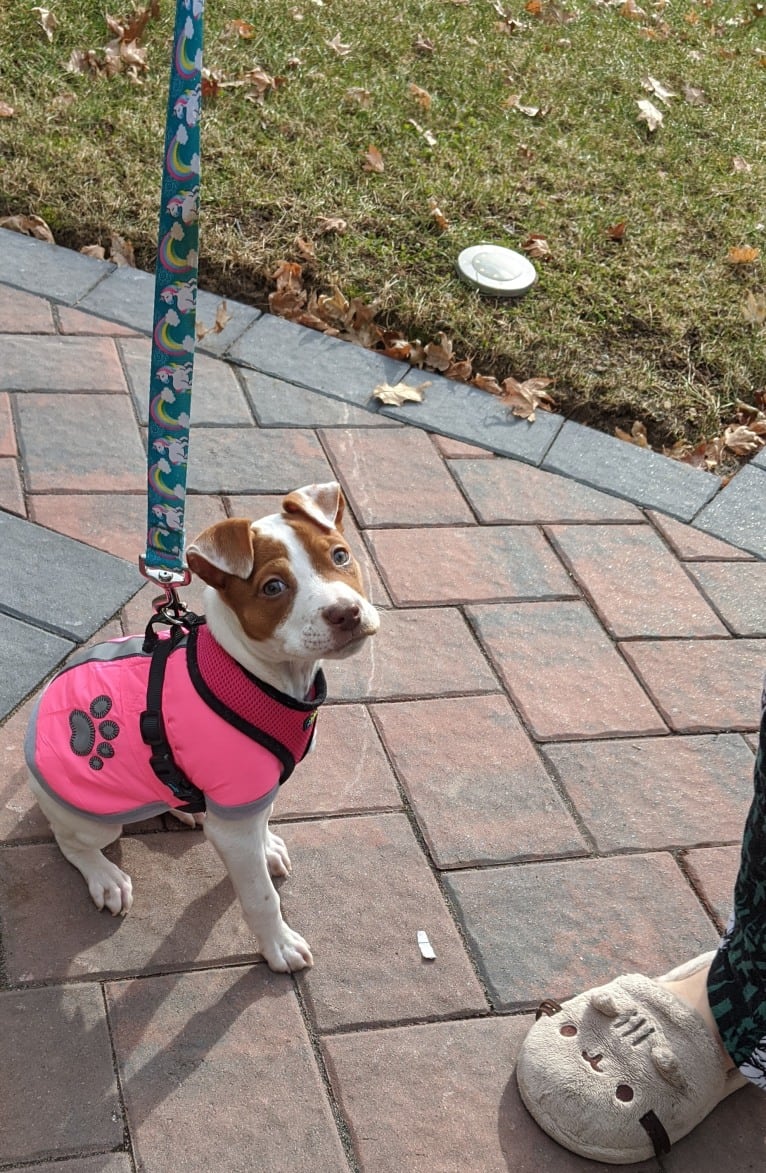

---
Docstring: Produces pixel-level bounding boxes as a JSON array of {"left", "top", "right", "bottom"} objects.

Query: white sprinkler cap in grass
[{"left": 455, "top": 244, "right": 537, "bottom": 297}]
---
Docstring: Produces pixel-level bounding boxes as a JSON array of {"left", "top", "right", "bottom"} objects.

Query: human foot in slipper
[{"left": 516, "top": 953, "right": 747, "bottom": 1165}]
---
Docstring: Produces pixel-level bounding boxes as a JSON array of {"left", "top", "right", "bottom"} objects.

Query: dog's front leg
[{"left": 204, "top": 807, "right": 313, "bottom": 973}]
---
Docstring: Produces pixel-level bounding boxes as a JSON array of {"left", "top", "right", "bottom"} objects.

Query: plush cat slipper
[{"left": 516, "top": 953, "right": 747, "bottom": 1165}]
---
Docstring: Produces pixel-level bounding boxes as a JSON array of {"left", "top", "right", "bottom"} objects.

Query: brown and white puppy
[{"left": 27, "top": 483, "right": 379, "bottom": 972}]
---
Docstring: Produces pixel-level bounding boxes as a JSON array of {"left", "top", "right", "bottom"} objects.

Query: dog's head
[{"left": 186, "top": 482, "right": 380, "bottom": 664}]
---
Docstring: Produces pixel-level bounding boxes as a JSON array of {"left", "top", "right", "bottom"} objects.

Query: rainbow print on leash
[{"left": 145, "top": 0, "right": 203, "bottom": 571}]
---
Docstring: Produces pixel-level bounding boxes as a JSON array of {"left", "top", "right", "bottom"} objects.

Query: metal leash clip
[{"left": 139, "top": 557, "right": 194, "bottom": 650}]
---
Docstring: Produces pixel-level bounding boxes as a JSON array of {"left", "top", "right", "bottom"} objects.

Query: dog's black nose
[{"left": 323, "top": 602, "right": 362, "bottom": 632}]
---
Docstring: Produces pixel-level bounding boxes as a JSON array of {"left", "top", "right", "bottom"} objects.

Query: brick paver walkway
[{"left": 1, "top": 236, "right": 766, "bottom": 1172}]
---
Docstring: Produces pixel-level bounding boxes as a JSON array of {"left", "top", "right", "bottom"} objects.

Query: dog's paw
[
  {"left": 260, "top": 926, "right": 313, "bottom": 973},
  {"left": 85, "top": 859, "right": 133, "bottom": 916},
  {"left": 265, "top": 830, "right": 291, "bottom": 877}
]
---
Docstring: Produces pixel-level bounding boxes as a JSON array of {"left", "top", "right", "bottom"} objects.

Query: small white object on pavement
[
  {"left": 417, "top": 930, "right": 436, "bottom": 961},
  {"left": 455, "top": 243, "right": 537, "bottom": 297}
]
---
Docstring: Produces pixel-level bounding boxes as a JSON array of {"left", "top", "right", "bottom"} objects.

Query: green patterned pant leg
[{"left": 707, "top": 699, "right": 766, "bottom": 1087}]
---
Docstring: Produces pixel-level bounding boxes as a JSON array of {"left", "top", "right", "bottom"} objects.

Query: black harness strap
[{"left": 139, "top": 620, "right": 207, "bottom": 814}]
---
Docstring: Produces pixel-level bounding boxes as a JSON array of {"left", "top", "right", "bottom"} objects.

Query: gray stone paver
[
  {"left": 693, "top": 463, "right": 766, "bottom": 558},
  {"left": 1, "top": 234, "right": 765, "bottom": 1171},
  {"left": 381, "top": 366, "right": 565, "bottom": 463},
  {"left": 543, "top": 418, "right": 720, "bottom": 520}
]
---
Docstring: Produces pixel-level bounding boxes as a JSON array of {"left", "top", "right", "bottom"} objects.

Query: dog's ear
[
  {"left": 282, "top": 482, "right": 345, "bottom": 532},
  {"left": 186, "top": 519, "right": 255, "bottom": 587}
]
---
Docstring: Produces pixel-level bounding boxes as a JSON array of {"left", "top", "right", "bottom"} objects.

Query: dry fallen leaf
[
  {"left": 445, "top": 358, "right": 473, "bottom": 381},
  {"left": 522, "top": 233, "right": 552, "bottom": 260},
  {"left": 742, "top": 291, "right": 766, "bottom": 326},
  {"left": 641, "top": 75, "right": 676, "bottom": 105},
  {"left": 637, "top": 98, "right": 663, "bottom": 131},
  {"left": 723, "top": 424, "right": 765, "bottom": 455},
  {"left": 243, "top": 66, "right": 282, "bottom": 102},
  {"left": 371, "top": 381, "right": 428, "bottom": 407},
  {"left": 408, "top": 82, "right": 432, "bottom": 110},
  {"left": 106, "top": 0, "right": 159, "bottom": 44},
  {"left": 325, "top": 33, "right": 352, "bottom": 55},
  {"left": 316, "top": 215, "right": 348, "bottom": 235},
  {"left": 0, "top": 101, "right": 14, "bottom": 117},
  {"left": 214, "top": 300, "right": 231, "bottom": 333},
  {"left": 505, "top": 94, "right": 547, "bottom": 117},
  {"left": 80, "top": 244, "right": 106, "bottom": 259},
  {"left": 732, "top": 156, "right": 752, "bottom": 174},
  {"left": 345, "top": 86, "right": 371, "bottom": 106},
  {"left": 424, "top": 332, "right": 453, "bottom": 371},
  {"left": 606, "top": 220, "right": 627, "bottom": 241},
  {"left": 0, "top": 213, "right": 54, "bottom": 242},
  {"left": 727, "top": 246, "right": 760, "bottom": 265},
  {"left": 407, "top": 118, "right": 437, "bottom": 146},
  {"left": 294, "top": 236, "right": 316, "bottom": 260},
  {"left": 362, "top": 145, "right": 385, "bottom": 173},
  {"left": 683, "top": 83, "right": 708, "bottom": 106},
  {"left": 499, "top": 376, "right": 555, "bottom": 420},
  {"left": 413, "top": 34, "right": 435, "bottom": 52},
  {"left": 621, "top": 0, "right": 646, "bottom": 17},
  {"left": 225, "top": 18, "right": 255, "bottom": 38},
  {"left": 428, "top": 197, "right": 449, "bottom": 231},
  {"left": 615, "top": 420, "right": 649, "bottom": 447},
  {"left": 109, "top": 231, "right": 135, "bottom": 267},
  {"left": 472, "top": 373, "right": 504, "bottom": 395},
  {"left": 32, "top": 6, "right": 58, "bottom": 41}
]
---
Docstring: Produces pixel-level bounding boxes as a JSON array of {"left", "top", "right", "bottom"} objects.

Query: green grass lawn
[{"left": 1, "top": 0, "right": 765, "bottom": 454}]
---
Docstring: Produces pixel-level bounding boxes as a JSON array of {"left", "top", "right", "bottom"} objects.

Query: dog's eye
[
  {"left": 331, "top": 546, "right": 351, "bottom": 566},
  {"left": 262, "top": 578, "right": 287, "bottom": 597}
]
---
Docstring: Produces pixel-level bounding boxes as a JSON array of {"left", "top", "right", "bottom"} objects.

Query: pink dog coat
[{"left": 25, "top": 623, "right": 325, "bottom": 823}]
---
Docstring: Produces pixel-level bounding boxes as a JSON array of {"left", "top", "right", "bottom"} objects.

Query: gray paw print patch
[{"left": 68, "top": 695, "right": 120, "bottom": 771}]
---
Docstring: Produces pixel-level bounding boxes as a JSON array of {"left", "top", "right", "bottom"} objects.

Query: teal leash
[{"left": 140, "top": 0, "right": 204, "bottom": 600}]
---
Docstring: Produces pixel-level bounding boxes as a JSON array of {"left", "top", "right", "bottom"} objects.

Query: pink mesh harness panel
[{"left": 25, "top": 624, "right": 326, "bottom": 823}]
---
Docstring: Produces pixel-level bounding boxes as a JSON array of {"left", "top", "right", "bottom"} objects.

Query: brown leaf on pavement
[
  {"left": 371, "top": 381, "right": 429, "bottom": 407},
  {"left": 472, "top": 373, "right": 504, "bottom": 395},
  {"left": 214, "top": 300, "right": 231, "bottom": 333},
  {"left": 500, "top": 376, "right": 554, "bottom": 420},
  {"left": 80, "top": 244, "right": 107, "bottom": 259},
  {"left": 0, "top": 213, "right": 55, "bottom": 242}
]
